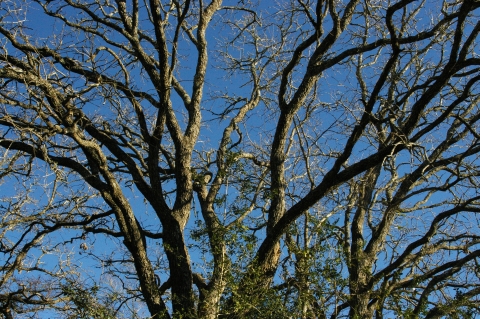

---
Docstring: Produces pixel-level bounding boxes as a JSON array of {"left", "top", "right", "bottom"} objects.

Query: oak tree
[{"left": 1, "top": 0, "right": 480, "bottom": 318}]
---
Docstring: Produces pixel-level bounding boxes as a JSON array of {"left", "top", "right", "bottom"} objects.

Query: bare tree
[{"left": 0, "top": 0, "right": 480, "bottom": 318}]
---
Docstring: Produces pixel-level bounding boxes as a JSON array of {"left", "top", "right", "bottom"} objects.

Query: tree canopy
[{"left": 1, "top": 0, "right": 480, "bottom": 318}]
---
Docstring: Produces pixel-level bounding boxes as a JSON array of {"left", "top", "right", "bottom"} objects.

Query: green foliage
[{"left": 61, "top": 280, "right": 116, "bottom": 319}]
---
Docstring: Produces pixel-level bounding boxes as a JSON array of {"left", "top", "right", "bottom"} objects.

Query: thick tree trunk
[{"left": 161, "top": 214, "right": 196, "bottom": 318}]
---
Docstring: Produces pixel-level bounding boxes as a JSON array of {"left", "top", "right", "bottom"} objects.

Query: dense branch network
[{"left": 0, "top": 0, "right": 479, "bottom": 318}]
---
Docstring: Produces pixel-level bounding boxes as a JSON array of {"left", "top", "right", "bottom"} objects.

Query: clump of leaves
[{"left": 61, "top": 279, "right": 116, "bottom": 319}]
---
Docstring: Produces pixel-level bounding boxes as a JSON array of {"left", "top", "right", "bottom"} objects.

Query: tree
[{"left": 0, "top": 0, "right": 480, "bottom": 317}]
